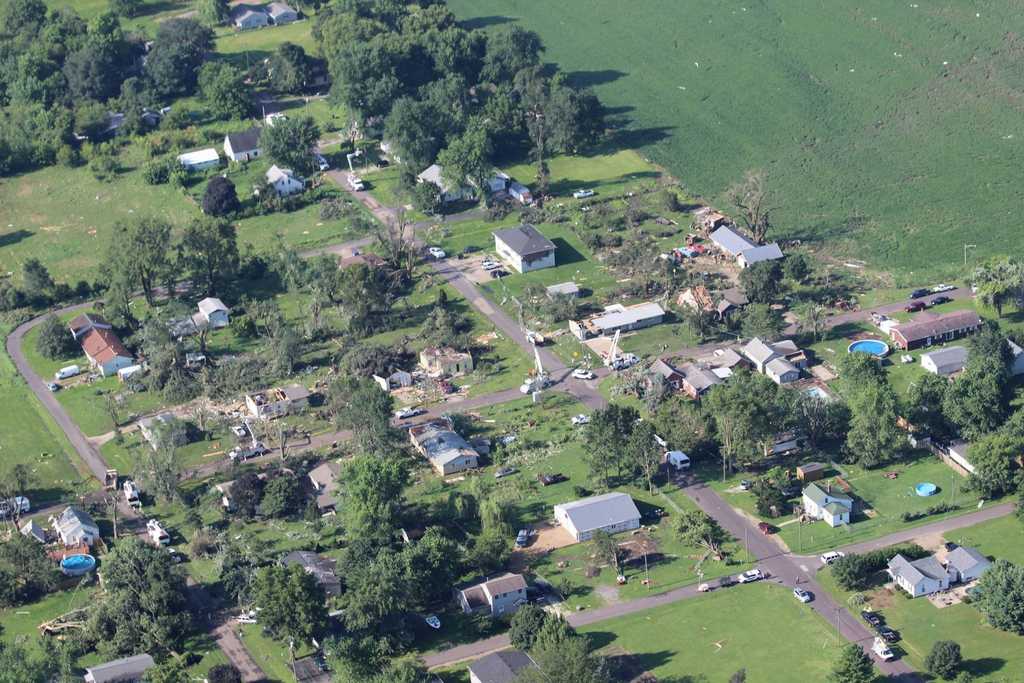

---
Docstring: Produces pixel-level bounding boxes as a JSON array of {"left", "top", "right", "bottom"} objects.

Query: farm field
[
  {"left": 448, "top": 0, "right": 1024, "bottom": 280},
  {"left": 579, "top": 582, "right": 849, "bottom": 682}
]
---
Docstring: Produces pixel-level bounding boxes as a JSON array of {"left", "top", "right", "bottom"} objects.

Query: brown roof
[
  {"left": 80, "top": 328, "right": 130, "bottom": 364},
  {"left": 893, "top": 310, "right": 982, "bottom": 344}
]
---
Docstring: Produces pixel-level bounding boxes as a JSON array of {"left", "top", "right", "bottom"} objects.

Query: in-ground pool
[
  {"left": 848, "top": 339, "right": 890, "bottom": 357},
  {"left": 915, "top": 482, "right": 938, "bottom": 497},
  {"left": 60, "top": 554, "right": 96, "bottom": 576}
]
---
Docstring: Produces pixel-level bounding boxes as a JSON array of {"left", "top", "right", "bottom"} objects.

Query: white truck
[
  {"left": 146, "top": 519, "right": 170, "bottom": 546},
  {"left": 55, "top": 365, "right": 81, "bottom": 380},
  {"left": 123, "top": 480, "right": 141, "bottom": 508},
  {"left": 872, "top": 637, "right": 894, "bottom": 661}
]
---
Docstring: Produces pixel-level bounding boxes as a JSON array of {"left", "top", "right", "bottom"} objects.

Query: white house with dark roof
[
  {"left": 945, "top": 546, "right": 991, "bottom": 583},
  {"left": 457, "top": 573, "right": 528, "bottom": 617},
  {"left": 554, "top": 491, "right": 641, "bottom": 542},
  {"left": 267, "top": 1, "right": 298, "bottom": 24},
  {"left": 20, "top": 519, "right": 47, "bottom": 543},
  {"left": 493, "top": 224, "right": 556, "bottom": 273},
  {"left": 887, "top": 554, "right": 951, "bottom": 597},
  {"left": 84, "top": 654, "right": 155, "bottom": 683},
  {"left": 266, "top": 165, "right": 304, "bottom": 196},
  {"left": 409, "top": 418, "right": 479, "bottom": 475},
  {"left": 195, "top": 297, "right": 230, "bottom": 329},
  {"left": 230, "top": 4, "right": 268, "bottom": 28},
  {"left": 920, "top": 346, "right": 968, "bottom": 376},
  {"left": 468, "top": 649, "right": 536, "bottom": 683},
  {"left": 801, "top": 483, "right": 852, "bottom": 527},
  {"left": 223, "top": 127, "right": 262, "bottom": 162}
]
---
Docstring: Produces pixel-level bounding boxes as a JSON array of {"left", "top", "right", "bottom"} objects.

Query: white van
[
  {"left": 55, "top": 365, "right": 81, "bottom": 380},
  {"left": 820, "top": 551, "right": 845, "bottom": 565}
]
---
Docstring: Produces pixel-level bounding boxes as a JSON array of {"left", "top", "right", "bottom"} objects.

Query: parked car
[
  {"left": 494, "top": 466, "right": 518, "bottom": 479},
  {"left": 573, "top": 189, "right": 595, "bottom": 199},
  {"left": 0, "top": 496, "right": 30, "bottom": 518},
  {"left": 167, "top": 547, "right": 184, "bottom": 564},
  {"left": 347, "top": 175, "right": 365, "bottom": 191},
  {"left": 739, "top": 479, "right": 753, "bottom": 491},
  {"left": 46, "top": 382, "right": 60, "bottom": 392},
  {"left": 757, "top": 522, "right": 774, "bottom": 535},
  {"left": 820, "top": 551, "right": 845, "bottom": 565},
  {"left": 910, "top": 288, "right": 931, "bottom": 299},
  {"left": 481, "top": 259, "right": 501, "bottom": 270},
  {"left": 537, "top": 473, "right": 567, "bottom": 486},
  {"left": 930, "top": 295, "right": 951, "bottom": 305},
  {"left": 572, "top": 368, "right": 595, "bottom": 380},
  {"left": 944, "top": 541, "right": 959, "bottom": 552},
  {"left": 314, "top": 153, "right": 330, "bottom": 171},
  {"left": 877, "top": 626, "right": 900, "bottom": 643},
  {"left": 55, "top": 365, "right": 81, "bottom": 380},
  {"left": 489, "top": 269, "right": 509, "bottom": 279},
  {"left": 793, "top": 588, "right": 813, "bottom": 603},
  {"left": 872, "top": 636, "right": 894, "bottom": 661},
  {"left": 427, "top": 247, "right": 446, "bottom": 260},
  {"left": 737, "top": 569, "right": 764, "bottom": 583},
  {"left": 394, "top": 407, "right": 424, "bottom": 419},
  {"left": 376, "top": 158, "right": 390, "bottom": 168},
  {"left": 905, "top": 301, "right": 926, "bottom": 313},
  {"left": 515, "top": 529, "right": 530, "bottom": 547},
  {"left": 571, "top": 414, "right": 591, "bottom": 426},
  {"left": 932, "top": 283, "right": 955, "bottom": 293},
  {"left": 861, "top": 610, "right": 884, "bottom": 627}
]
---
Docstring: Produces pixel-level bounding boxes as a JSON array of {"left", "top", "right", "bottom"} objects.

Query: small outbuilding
[
  {"left": 493, "top": 224, "right": 556, "bottom": 274},
  {"left": 920, "top": 346, "right": 968, "bottom": 376},
  {"left": 546, "top": 281, "right": 580, "bottom": 298},
  {"left": 196, "top": 297, "right": 230, "bottom": 329},
  {"left": 553, "top": 491, "right": 641, "bottom": 542},
  {"left": 176, "top": 148, "right": 220, "bottom": 172},
  {"left": 796, "top": 462, "right": 827, "bottom": 482},
  {"left": 468, "top": 650, "right": 536, "bottom": 683}
]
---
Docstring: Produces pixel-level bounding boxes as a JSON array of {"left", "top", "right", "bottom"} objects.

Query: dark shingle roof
[
  {"left": 467, "top": 650, "right": 535, "bottom": 683},
  {"left": 226, "top": 126, "right": 262, "bottom": 153},
  {"left": 894, "top": 310, "right": 982, "bottom": 344},
  {"left": 493, "top": 224, "right": 555, "bottom": 257}
]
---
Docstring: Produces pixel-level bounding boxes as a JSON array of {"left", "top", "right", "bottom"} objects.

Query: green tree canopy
[
  {"left": 260, "top": 115, "right": 320, "bottom": 175},
  {"left": 826, "top": 643, "right": 874, "bottom": 683},
  {"left": 198, "top": 62, "right": 251, "bottom": 119},
  {"left": 35, "top": 314, "right": 78, "bottom": 360},
  {"left": 924, "top": 640, "right": 963, "bottom": 680},
  {"left": 972, "top": 559, "right": 1024, "bottom": 634},
  {"left": 252, "top": 563, "right": 328, "bottom": 645}
]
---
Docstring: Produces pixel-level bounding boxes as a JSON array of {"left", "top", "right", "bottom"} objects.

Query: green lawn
[
  {"left": 579, "top": 582, "right": 852, "bottom": 682},
  {"left": 943, "top": 514, "right": 1024, "bottom": 567},
  {"left": 215, "top": 19, "right": 319, "bottom": 61},
  {"left": 0, "top": 584, "right": 98, "bottom": 650}
]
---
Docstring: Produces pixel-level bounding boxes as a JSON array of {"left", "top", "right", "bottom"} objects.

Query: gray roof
[
  {"left": 410, "top": 420, "right": 478, "bottom": 469},
  {"left": 493, "top": 224, "right": 556, "bottom": 258},
  {"left": 802, "top": 482, "right": 852, "bottom": 508},
  {"left": 282, "top": 383, "right": 310, "bottom": 401},
  {"left": 546, "top": 281, "right": 579, "bottom": 297},
  {"left": 742, "top": 337, "right": 778, "bottom": 365},
  {"left": 554, "top": 492, "right": 641, "bottom": 535},
  {"left": 679, "top": 363, "right": 722, "bottom": 392},
  {"left": 56, "top": 505, "right": 99, "bottom": 537},
  {"left": 889, "top": 553, "right": 947, "bottom": 584},
  {"left": 946, "top": 546, "right": 990, "bottom": 575},
  {"left": 589, "top": 302, "right": 665, "bottom": 332},
  {"left": 225, "top": 127, "right": 261, "bottom": 154},
  {"left": 267, "top": 1, "right": 296, "bottom": 17},
  {"left": 650, "top": 359, "right": 681, "bottom": 380},
  {"left": 921, "top": 346, "right": 968, "bottom": 375},
  {"left": 281, "top": 551, "right": 340, "bottom": 595},
  {"left": 197, "top": 296, "right": 228, "bottom": 316},
  {"left": 740, "top": 243, "right": 784, "bottom": 264},
  {"left": 85, "top": 654, "right": 155, "bottom": 683},
  {"left": 765, "top": 356, "right": 799, "bottom": 379},
  {"left": 710, "top": 226, "right": 756, "bottom": 256},
  {"left": 20, "top": 519, "right": 46, "bottom": 543},
  {"left": 467, "top": 650, "right": 536, "bottom": 683},
  {"left": 308, "top": 461, "right": 341, "bottom": 490}
]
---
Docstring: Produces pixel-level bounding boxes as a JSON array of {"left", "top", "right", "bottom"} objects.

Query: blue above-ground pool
[
  {"left": 60, "top": 554, "right": 96, "bottom": 576},
  {"left": 916, "top": 482, "right": 938, "bottom": 497},
  {"left": 848, "top": 339, "right": 891, "bottom": 358}
]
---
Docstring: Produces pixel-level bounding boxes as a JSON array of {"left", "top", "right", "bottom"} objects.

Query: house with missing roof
[
  {"left": 84, "top": 654, "right": 155, "bottom": 683},
  {"left": 553, "top": 491, "right": 641, "bottom": 542},
  {"left": 409, "top": 418, "right": 479, "bottom": 475},
  {"left": 420, "top": 346, "right": 474, "bottom": 378},
  {"left": 569, "top": 302, "right": 665, "bottom": 340},
  {"left": 493, "top": 224, "right": 556, "bottom": 273},
  {"left": 245, "top": 384, "right": 310, "bottom": 419},
  {"left": 801, "top": 482, "right": 852, "bottom": 527},
  {"left": 417, "top": 163, "right": 475, "bottom": 204},
  {"left": 677, "top": 285, "right": 749, "bottom": 319},
  {"left": 223, "top": 127, "right": 262, "bottom": 162},
  {"left": 457, "top": 573, "right": 528, "bottom": 617},
  {"left": 887, "top": 554, "right": 951, "bottom": 597},
  {"left": 920, "top": 346, "right": 968, "bottom": 376},
  {"left": 468, "top": 649, "right": 537, "bottom": 683},
  {"left": 52, "top": 505, "right": 100, "bottom": 547},
  {"left": 889, "top": 310, "right": 982, "bottom": 350}
]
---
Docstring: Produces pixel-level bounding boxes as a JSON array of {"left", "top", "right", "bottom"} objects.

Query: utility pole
[{"left": 964, "top": 243, "right": 977, "bottom": 266}]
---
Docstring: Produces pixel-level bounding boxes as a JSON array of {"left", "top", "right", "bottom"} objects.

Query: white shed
[{"left": 177, "top": 148, "right": 220, "bottom": 172}]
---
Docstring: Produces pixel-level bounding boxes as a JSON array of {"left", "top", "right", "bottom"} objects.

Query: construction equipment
[
  {"left": 605, "top": 330, "right": 639, "bottom": 370},
  {"left": 519, "top": 346, "right": 550, "bottom": 395}
]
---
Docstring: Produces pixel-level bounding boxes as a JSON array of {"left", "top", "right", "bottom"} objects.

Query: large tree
[
  {"left": 480, "top": 25, "right": 542, "bottom": 84},
  {"left": 925, "top": 640, "right": 963, "bottom": 680},
  {"left": 967, "top": 433, "right": 1021, "bottom": 499},
  {"left": 838, "top": 354, "right": 903, "bottom": 468},
  {"left": 944, "top": 327, "right": 1012, "bottom": 441},
  {"left": 202, "top": 176, "right": 240, "bottom": 216},
  {"left": 582, "top": 404, "right": 640, "bottom": 488},
  {"left": 268, "top": 42, "right": 310, "bottom": 93},
  {"left": 703, "top": 369, "right": 787, "bottom": 477},
  {"left": 328, "top": 376, "right": 397, "bottom": 455},
  {"left": 260, "top": 115, "right": 320, "bottom": 175},
  {"left": 436, "top": 123, "right": 492, "bottom": 198},
  {"left": 35, "top": 314, "right": 78, "bottom": 360},
  {"left": 178, "top": 217, "right": 239, "bottom": 297},
  {"left": 727, "top": 169, "right": 775, "bottom": 244},
  {"left": 972, "top": 559, "right": 1024, "bottom": 634},
  {"left": 198, "top": 62, "right": 251, "bottom": 119},
  {"left": 103, "top": 216, "right": 173, "bottom": 305},
  {"left": 252, "top": 564, "right": 328, "bottom": 645},
  {"left": 340, "top": 454, "right": 408, "bottom": 544},
  {"left": 146, "top": 18, "right": 214, "bottom": 97},
  {"left": 0, "top": 533, "right": 58, "bottom": 607},
  {"left": 826, "top": 644, "right": 875, "bottom": 683},
  {"left": 739, "top": 260, "right": 782, "bottom": 304},
  {"left": 673, "top": 509, "right": 729, "bottom": 561}
]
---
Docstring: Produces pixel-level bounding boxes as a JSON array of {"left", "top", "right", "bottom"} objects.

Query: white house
[
  {"left": 52, "top": 506, "right": 100, "bottom": 547},
  {"left": 493, "top": 224, "right": 556, "bottom": 274},
  {"left": 416, "top": 163, "right": 474, "bottom": 204},
  {"left": 765, "top": 356, "right": 800, "bottom": 384},
  {"left": 554, "top": 492, "right": 641, "bottom": 542},
  {"left": 84, "top": 654, "right": 156, "bottom": 683},
  {"left": 177, "top": 148, "right": 220, "bottom": 172},
  {"left": 945, "top": 546, "right": 991, "bottom": 583},
  {"left": 801, "top": 482, "right": 852, "bottom": 527},
  {"left": 267, "top": 1, "right": 298, "bottom": 24},
  {"left": 570, "top": 301, "right": 666, "bottom": 340},
  {"left": 737, "top": 243, "right": 785, "bottom": 268},
  {"left": 231, "top": 5, "right": 268, "bottom": 28},
  {"left": 245, "top": 385, "right": 310, "bottom": 419},
  {"left": 920, "top": 346, "right": 968, "bottom": 376},
  {"left": 887, "top": 554, "right": 951, "bottom": 597},
  {"left": 1008, "top": 339, "right": 1024, "bottom": 376},
  {"left": 457, "top": 573, "right": 528, "bottom": 617},
  {"left": 80, "top": 328, "right": 134, "bottom": 377},
  {"left": 196, "top": 297, "right": 230, "bottom": 329},
  {"left": 266, "top": 165, "right": 304, "bottom": 197},
  {"left": 223, "top": 127, "right": 262, "bottom": 162}
]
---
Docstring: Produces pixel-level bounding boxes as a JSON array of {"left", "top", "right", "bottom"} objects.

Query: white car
[
  {"left": 571, "top": 414, "right": 590, "bottom": 426},
  {"left": 427, "top": 247, "right": 446, "bottom": 260},
  {"left": 315, "top": 153, "right": 330, "bottom": 171},
  {"left": 793, "top": 588, "right": 812, "bottom": 603},
  {"left": 820, "top": 551, "right": 845, "bottom": 565},
  {"left": 572, "top": 368, "right": 595, "bottom": 380},
  {"left": 932, "top": 283, "right": 955, "bottom": 293},
  {"left": 394, "top": 407, "right": 423, "bottom": 419},
  {"left": 481, "top": 260, "right": 501, "bottom": 270},
  {"left": 573, "top": 189, "right": 595, "bottom": 199},
  {"left": 737, "top": 569, "right": 764, "bottom": 584}
]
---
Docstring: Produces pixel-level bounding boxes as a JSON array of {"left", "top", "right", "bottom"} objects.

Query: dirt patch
[
  {"left": 594, "top": 584, "right": 621, "bottom": 605},
  {"left": 912, "top": 531, "right": 946, "bottom": 553},
  {"left": 599, "top": 645, "right": 658, "bottom": 682},
  {"left": 529, "top": 521, "right": 576, "bottom": 552},
  {"left": 618, "top": 533, "right": 659, "bottom": 564},
  {"left": 867, "top": 585, "right": 898, "bottom": 610}
]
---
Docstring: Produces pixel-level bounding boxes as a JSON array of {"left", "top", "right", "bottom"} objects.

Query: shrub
[
  {"left": 900, "top": 501, "right": 958, "bottom": 523},
  {"left": 831, "top": 543, "right": 929, "bottom": 591},
  {"left": 89, "top": 154, "right": 120, "bottom": 181},
  {"left": 143, "top": 158, "right": 174, "bottom": 185},
  {"left": 924, "top": 640, "right": 962, "bottom": 680},
  {"left": 35, "top": 314, "right": 78, "bottom": 360}
]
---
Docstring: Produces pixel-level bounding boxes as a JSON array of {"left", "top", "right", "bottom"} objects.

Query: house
[
  {"left": 457, "top": 573, "right": 528, "bottom": 617},
  {"left": 468, "top": 650, "right": 536, "bottom": 683},
  {"left": 282, "top": 551, "right": 341, "bottom": 596},
  {"left": 695, "top": 207, "right": 731, "bottom": 231},
  {"left": 945, "top": 546, "right": 991, "bottom": 583},
  {"left": 796, "top": 462, "right": 827, "bottom": 482},
  {"left": 196, "top": 297, "right": 230, "bottom": 329},
  {"left": 943, "top": 439, "right": 975, "bottom": 475},
  {"left": 493, "top": 224, "right": 556, "bottom": 274},
  {"left": 420, "top": 347, "right": 474, "bottom": 378},
  {"left": 266, "top": 165, "right": 304, "bottom": 197},
  {"left": 570, "top": 302, "right": 665, "bottom": 340},
  {"left": 508, "top": 181, "right": 533, "bottom": 205},
  {"left": 176, "top": 148, "right": 220, "bottom": 171},
  {"left": 920, "top": 346, "right": 968, "bottom": 376},
  {"left": 307, "top": 461, "right": 341, "bottom": 513},
  {"left": 765, "top": 431, "right": 802, "bottom": 456},
  {"left": 409, "top": 418, "right": 479, "bottom": 475},
  {"left": 20, "top": 519, "right": 47, "bottom": 543},
  {"left": 245, "top": 384, "right": 310, "bottom": 419},
  {"left": 372, "top": 370, "right": 413, "bottom": 391},
  {"left": 546, "top": 281, "right": 580, "bottom": 298},
  {"left": 138, "top": 412, "right": 176, "bottom": 450},
  {"left": 52, "top": 506, "right": 100, "bottom": 547},
  {"left": 416, "top": 164, "right": 474, "bottom": 203},
  {"left": 485, "top": 171, "right": 510, "bottom": 195},
  {"left": 68, "top": 312, "right": 112, "bottom": 341},
  {"left": 890, "top": 310, "right": 983, "bottom": 350},
  {"left": 80, "top": 328, "right": 134, "bottom": 377},
  {"left": 887, "top": 554, "right": 951, "bottom": 597},
  {"left": 737, "top": 243, "right": 785, "bottom": 268},
  {"left": 709, "top": 226, "right": 755, "bottom": 256},
  {"left": 267, "top": 1, "right": 298, "bottom": 24},
  {"left": 741, "top": 337, "right": 780, "bottom": 372},
  {"left": 741, "top": 337, "right": 805, "bottom": 383},
  {"left": 649, "top": 359, "right": 684, "bottom": 390},
  {"left": 677, "top": 362, "right": 722, "bottom": 399},
  {"left": 223, "top": 127, "right": 262, "bottom": 162},
  {"left": 765, "top": 356, "right": 800, "bottom": 385},
  {"left": 84, "top": 654, "right": 156, "bottom": 683},
  {"left": 801, "top": 483, "right": 852, "bottom": 527},
  {"left": 678, "top": 286, "right": 749, "bottom": 318},
  {"left": 553, "top": 492, "right": 642, "bottom": 542},
  {"left": 230, "top": 4, "right": 268, "bottom": 28}
]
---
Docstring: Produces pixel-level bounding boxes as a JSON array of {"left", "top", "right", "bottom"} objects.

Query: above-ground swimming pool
[
  {"left": 60, "top": 554, "right": 96, "bottom": 576},
  {"left": 915, "top": 482, "right": 938, "bottom": 497},
  {"left": 848, "top": 339, "right": 891, "bottom": 357}
]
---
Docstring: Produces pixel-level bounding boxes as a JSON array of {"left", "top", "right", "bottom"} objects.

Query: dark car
[
  {"left": 878, "top": 626, "right": 900, "bottom": 643},
  {"left": 537, "top": 473, "right": 567, "bottom": 486},
  {"left": 944, "top": 541, "right": 959, "bottom": 552},
  {"left": 757, "top": 522, "right": 774, "bottom": 535},
  {"left": 930, "top": 295, "right": 952, "bottom": 305},
  {"left": 905, "top": 301, "right": 926, "bottom": 313},
  {"left": 515, "top": 529, "right": 530, "bottom": 547},
  {"left": 861, "top": 610, "right": 884, "bottom": 627},
  {"left": 490, "top": 269, "right": 509, "bottom": 279},
  {"left": 376, "top": 159, "right": 390, "bottom": 168},
  {"left": 910, "top": 288, "right": 930, "bottom": 299}
]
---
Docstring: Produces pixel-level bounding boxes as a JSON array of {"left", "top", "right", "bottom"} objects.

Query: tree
[
  {"left": 268, "top": 42, "right": 310, "bottom": 93},
  {"left": 971, "top": 257, "right": 1022, "bottom": 318},
  {"left": 516, "top": 632, "right": 610, "bottom": 683},
  {"left": 136, "top": 443, "right": 180, "bottom": 503},
  {"left": 144, "top": 658, "right": 189, "bottom": 683},
  {"left": 783, "top": 253, "right": 811, "bottom": 283},
  {"left": 35, "top": 314, "right": 78, "bottom": 359},
  {"left": 796, "top": 301, "right": 827, "bottom": 341},
  {"left": 627, "top": 419, "right": 661, "bottom": 494},
  {"left": 739, "top": 260, "right": 782, "bottom": 303},
  {"left": 944, "top": 328, "right": 1012, "bottom": 441},
  {"left": 260, "top": 475, "right": 304, "bottom": 518},
  {"left": 178, "top": 217, "right": 240, "bottom": 297},
  {"left": 0, "top": 533, "right": 58, "bottom": 607},
  {"left": 729, "top": 670, "right": 747, "bottom": 683},
  {"left": 206, "top": 665, "right": 242, "bottom": 683},
  {"left": 341, "top": 454, "right": 408, "bottom": 544},
  {"left": 480, "top": 25, "right": 542, "bottom": 84},
  {"left": 146, "top": 19, "right": 214, "bottom": 97},
  {"left": 583, "top": 404, "right": 640, "bottom": 487},
  {"left": 905, "top": 372, "right": 953, "bottom": 440},
  {"left": 509, "top": 603, "right": 548, "bottom": 651},
  {"left": 109, "top": 0, "right": 141, "bottom": 18},
  {"left": 967, "top": 433, "right": 1021, "bottom": 499},
  {"left": 925, "top": 640, "right": 963, "bottom": 680},
  {"left": 197, "top": 0, "right": 229, "bottom": 26},
  {"left": 827, "top": 644, "right": 874, "bottom": 683},
  {"left": 589, "top": 530, "right": 623, "bottom": 573},
  {"left": 437, "top": 124, "right": 492, "bottom": 198},
  {"left": 972, "top": 559, "right": 1024, "bottom": 634},
  {"left": 230, "top": 472, "right": 264, "bottom": 519},
  {"left": 202, "top": 176, "right": 240, "bottom": 216},
  {"left": 728, "top": 169, "right": 775, "bottom": 244},
  {"left": 653, "top": 396, "right": 712, "bottom": 457},
  {"left": 328, "top": 376, "right": 398, "bottom": 455},
  {"left": 103, "top": 216, "right": 173, "bottom": 305},
  {"left": 252, "top": 564, "right": 328, "bottom": 645},
  {"left": 22, "top": 257, "right": 54, "bottom": 295},
  {"left": 673, "top": 509, "right": 729, "bottom": 560},
  {"left": 198, "top": 62, "right": 251, "bottom": 119},
  {"left": 703, "top": 369, "right": 785, "bottom": 477},
  {"left": 260, "top": 115, "right": 320, "bottom": 175},
  {"left": 740, "top": 303, "right": 785, "bottom": 339}
]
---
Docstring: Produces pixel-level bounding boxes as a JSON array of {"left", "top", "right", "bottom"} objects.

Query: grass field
[
  {"left": 579, "top": 582, "right": 850, "bottom": 682},
  {"left": 448, "top": 0, "right": 1024, "bottom": 281}
]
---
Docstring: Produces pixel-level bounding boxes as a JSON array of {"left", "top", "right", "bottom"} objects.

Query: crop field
[{"left": 449, "top": 0, "right": 1024, "bottom": 281}]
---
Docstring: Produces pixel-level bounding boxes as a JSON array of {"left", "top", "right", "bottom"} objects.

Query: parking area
[{"left": 442, "top": 252, "right": 511, "bottom": 284}]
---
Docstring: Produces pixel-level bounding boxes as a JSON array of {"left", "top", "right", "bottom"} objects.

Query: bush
[
  {"left": 35, "top": 314, "right": 79, "bottom": 360},
  {"left": 143, "top": 158, "right": 175, "bottom": 185},
  {"left": 924, "top": 640, "right": 962, "bottom": 680},
  {"left": 900, "top": 501, "right": 958, "bottom": 523},
  {"left": 831, "top": 543, "right": 929, "bottom": 591},
  {"left": 89, "top": 154, "right": 121, "bottom": 181},
  {"left": 319, "top": 197, "right": 349, "bottom": 221}
]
